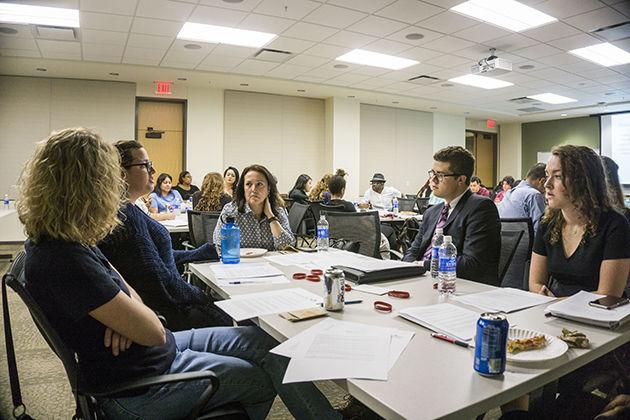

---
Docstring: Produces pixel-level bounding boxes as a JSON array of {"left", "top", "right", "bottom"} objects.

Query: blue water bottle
[{"left": 221, "top": 215, "right": 240, "bottom": 264}]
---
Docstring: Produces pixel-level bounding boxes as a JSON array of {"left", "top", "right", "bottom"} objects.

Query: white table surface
[
  {"left": 0, "top": 209, "right": 27, "bottom": 243},
  {"left": 190, "top": 256, "right": 630, "bottom": 420}
]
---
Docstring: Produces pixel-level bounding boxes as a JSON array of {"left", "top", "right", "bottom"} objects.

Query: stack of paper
[
  {"left": 453, "top": 288, "right": 556, "bottom": 313},
  {"left": 214, "top": 288, "right": 321, "bottom": 321},
  {"left": 271, "top": 318, "right": 414, "bottom": 384},
  {"left": 160, "top": 217, "right": 188, "bottom": 227},
  {"left": 398, "top": 303, "right": 480, "bottom": 341},
  {"left": 546, "top": 290, "right": 630, "bottom": 328},
  {"left": 265, "top": 250, "right": 415, "bottom": 272},
  {"left": 209, "top": 262, "right": 284, "bottom": 279}
]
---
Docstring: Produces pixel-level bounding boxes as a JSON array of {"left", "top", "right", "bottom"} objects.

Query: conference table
[
  {"left": 190, "top": 254, "right": 630, "bottom": 420},
  {"left": 0, "top": 208, "right": 27, "bottom": 244},
  {"left": 159, "top": 213, "right": 189, "bottom": 233}
]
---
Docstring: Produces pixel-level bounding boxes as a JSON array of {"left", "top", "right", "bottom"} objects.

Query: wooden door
[
  {"left": 136, "top": 100, "right": 184, "bottom": 179},
  {"left": 475, "top": 132, "right": 496, "bottom": 187}
]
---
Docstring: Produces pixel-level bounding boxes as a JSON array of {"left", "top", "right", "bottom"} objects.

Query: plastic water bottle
[
  {"left": 3, "top": 194, "right": 9, "bottom": 210},
  {"left": 317, "top": 215, "right": 329, "bottom": 252},
  {"left": 392, "top": 197, "right": 399, "bottom": 215},
  {"left": 187, "top": 197, "right": 193, "bottom": 212},
  {"left": 172, "top": 198, "right": 181, "bottom": 215},
  {"left": 221, "top": 215, "right": 240, "bottom": 264},
  {"left": 438, "top": 235, "right": 457, "bottom": 294},
  {"left": 430, "top": 228, "right": 444, "bottom": 279}
]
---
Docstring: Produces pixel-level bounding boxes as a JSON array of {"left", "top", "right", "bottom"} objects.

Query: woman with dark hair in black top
[
  {"left": 172, "top": 170, "right": 199, "bottom": 201},
  {"left": 288, "top": 174, "right": 312, "bottom": 205},
  {"left": 223, "top": 166, "right": 239, "bottom": 198}
]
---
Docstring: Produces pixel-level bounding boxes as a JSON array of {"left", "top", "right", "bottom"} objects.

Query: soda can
[
  {"left": 473, "top": 312, "right": 509, "bottom": 376},
  {"left": 323, "top": 268, "right": 345, "bottom": 311}
]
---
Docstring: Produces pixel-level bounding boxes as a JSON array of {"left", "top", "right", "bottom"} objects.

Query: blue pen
[{"left": 344, "top": 300, "right": 363, "bottom": 305}]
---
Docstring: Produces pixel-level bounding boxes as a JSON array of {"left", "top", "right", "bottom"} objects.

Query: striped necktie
[{"left": 422, "top": 203, "right": 450, "bottom": 261}]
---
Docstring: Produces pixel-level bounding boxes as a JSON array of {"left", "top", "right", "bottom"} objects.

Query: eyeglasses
[
  {"left": 125, "top": 161, "right": 154, "bottom": 173},
  {"left": 428, "top": 170, "right": 462, "bottom": 182}
]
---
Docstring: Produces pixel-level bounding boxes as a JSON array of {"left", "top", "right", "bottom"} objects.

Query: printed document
[
  {"left": 217, "top": 275, "right": 290, "bottom": 287},
  {"left": 399, "top": 303, "right": 480, "bottom": 341},
  {"left": 214, "top": 288, "right": 321, "bottom": 321},
  {"left": 546, "top": 290, "right": 630, "bottom": 328},
  {"left": 453, "top": 288, "right": 555, "bottom": 313},
  {"left": 209, "top": 262, "right": 284, "bottom": 279}
]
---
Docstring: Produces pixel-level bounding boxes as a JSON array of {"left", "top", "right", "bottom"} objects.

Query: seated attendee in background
[
  {"left": 403, "top": 146, "right": 501, "bottom": 286},
  {"left": 192, "top": 172, "right": 232, "bottom": 212},
  {"left": 20, "top": 129, "right": 341, "bottom": 420},
  {"left": 99, "top": 141, "right": 228, "bottom": 330},
  {"left": 149, "top": 173, "right": 183, "bottom": 214},
  {"left": 309, "top": 173, "right": 332, "bottom": 203},
  {"left": 288, "top": 174, "right": 312, "bottom": 205},
  {"left": 498, "top": 163, "right": 546, "bottom": 232},
  {"left": 223, "top": 166, "right": 239, "bottom": 198},
  {"left": 602, "top": 155, "right": 630, "bottom": 221},
  {"left": 493, "top": 175, "right": 515, "bottom": 203},
  {"left": 363, "top": 173, "right": 402, "bottom": 210},
  {"left": 328, "top": 175, "right": 356, "bottom": 212},
  {"left": 469, "top": 176, "right": 490, "bottom": 197},
  {"left": 530, "top": 145, "right": 630, "bottom": 298},
  {"left": 172, "top": 170, "right": 199, "bottom": 201},
  {"left": 214, "top": 164, "right": 294, "bottom": 252},
  {"left": 416, "top": 178, "right": 431, "bottom": 198}
]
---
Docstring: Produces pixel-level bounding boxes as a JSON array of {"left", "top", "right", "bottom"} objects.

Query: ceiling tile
[
  {"left": 294, "top": 74, "right": 327, "bottom": 82},
  {"left": 520, "top": 22, "right": 581, "bottom": 43},
  {"left": 422, "top": 35, "right": 475, "bottom": 53},
  {"left": 346, "top": 15, "right": 408, "bottom": 37},
  {"left": 512, "top": 43, "right": 563, "bottom": 59},
  {"left": 610, "top": 1, "right": 630, "bottom": 18},
  {"left": 287, "top": 53, "right": 330, "bottom": 66},
  {"left": 211, "top": 44, "right": 258, "bottom": 57},
  {"left": 324, "top": 30, "right": 377, "bottom": 48},
  {"left": 136, "top": 0, "right": 195, "bottom": 21},
  {"left": 351, "top": 77, "right": 396, "bottom": 88},
  {"left": 386, "top": 25, "right": 444, "bottom": 46},
  {"left": 363, "top": 38, "right": 413, "bottom": 54},
  {"left": 198, "top": 53, "right": 243, "bottom": 68},
  {"left": 128, "top": 33, "right": 174, "bottom": 49},
  {"left": 82, "top": 42, "right": 124, "bottom": 57},
  {"left": 330, "top": 72, "right": 371, "bottom": 83},
  {"left": 123, "top": 56, "right": 162, "bottom": 65},
  {"left": 0, "top": 37, "right": 38, "bottom": 50},
  {"left": 0, "top": 48, "right": 41, "bottom": 58},
  {"left": 452, "top": 23, "right": 512, "bottom": 44},
  {"left": 326, "top": 0, "right": 397, "bottom": 14},
  {"left": 350, "top": 65, "right": 392, "bottom": 76},
  {"left": 535, "top": 0, "right": 609, "bottom": 19},
  {"left": 131, "top": 17, "right": 184, "bottom": 37},
  {"left": 160, "top": 60, "right": 198, "bottom": 69},
  {"left": 37, "top": 40, "right": 82, "bottom": 58},
  {"left": 281, "top": 22, "right": 338, "bottom": 42},
  {"left": 564, "top": 6, "right": 628, "bottom": 32},
  {"left": 489, "top": 33, "right": 539, "bottom": 52},
  {"left": 188, "top": 6, "right": 248, "bottom": 27},
  {"left": 161, "top": 49, "right": 206, "bottom": 65},
  {"left": 613, "top": 39, "right": 630, "bottom": 51},
  {"left": 81, "top": 29, "right": 128, "bottom": 45},
  {"left": 403, "top": 62, "right": 447, "bottom": 74},
  {"left": 536, "top": 52, "right": 587, "bottom": 66},
  {"left": 124, "top": 46, "right": 167, "bottom": 60},
  {"left": 198, "top": 0, "right": 263, "bottom": 12},
  {"left": 233, "top": 59, "right": 281, "bottom": 75},
  {"left": 454, "top": 44, "right": 501, "bottom": 60},
  {"left": 266, "top": 63, "right": 310, "bottom": 78},
  {"left": 417, "top": 11, "right": 479, "bottom": 34},
  {"left": 254, "top": 0, "right": 320, "bottom": 20},
  {"left": 304, "top": 43, "right": 349, "bottom": 58},
  {"left": 421, "top": 0, "right": 467, "bottom": 7},
  {"left": 547, "top": 33, "right": 601, "bottom": 51},
  {"left": 375, "top": 0, "right": 442, "bottom": 24},
  {"left": 238, "top": 13, "right": 296, "bottom": 33},
  {"left": 398, "top": 46, "right": 443, "bottom": 61},
  {"left": 266, "top": 36, "right": 315, "bottom": 53},
  {"left": 528, "top": 67, "right": 584, "bottom": 82},
  {"left": 303, "top": 66, "right": 344, "bottom": 79},
  {"left": 302, "top": 5, "right": 367, "bottom": 29},
  {"left": 79, "top": 0, "right": 138, "bottom": 15},
  {"left": 0, "top": 23, "right": 33, "bottom": 38},
  {"left": 170, "top": 39, "right": 215, "bottom": 54},
  {"left": 424, "top": 54, "right": 471, "bottom": 68},
  {"left": 80, "top": 12, "right": 133, "bottom": 32}
]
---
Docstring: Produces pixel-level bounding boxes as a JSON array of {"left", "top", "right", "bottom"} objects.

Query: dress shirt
[
  {"left": 497, "top": 181, "right": 545, "bottom": 232},
  {"left": 363, "top": 186, "right": 402, "bottom": 210},
  {"left": 446, "top": 189, "right": 467, "bottom": 219}
]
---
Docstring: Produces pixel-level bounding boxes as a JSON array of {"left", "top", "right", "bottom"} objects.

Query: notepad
[
  {"left": 453, "top": 288, "right": 555, "bottom": 313},
  {"left": 399, "top": 303, "right": 480, "bottom": 341},
  {"left": 545, "top": 290, "right": 630, "bottom": 329}
]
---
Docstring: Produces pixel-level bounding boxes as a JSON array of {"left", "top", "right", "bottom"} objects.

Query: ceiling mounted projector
[{"left": 471, "top": 48, "right": 512, "bottom": 76}]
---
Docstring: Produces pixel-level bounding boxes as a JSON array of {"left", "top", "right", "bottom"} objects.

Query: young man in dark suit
[{"left": 403, "top": 146, "right": 501, "bottom": 286}]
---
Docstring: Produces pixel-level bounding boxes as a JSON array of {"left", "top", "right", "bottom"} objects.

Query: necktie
[{"left": 422, "top": 203, "right": 450, "bottom": 261}]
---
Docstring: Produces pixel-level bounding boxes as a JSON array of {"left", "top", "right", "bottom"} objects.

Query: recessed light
[
  {"left": 0, "top": 3, "right": 79, "bottom": 27},
  {"left": 36, "top": 67, "right": 46, "bottom": 71},
  {"left": 519, "top": 64, "right": 535, "bottom": 70},
  {"left": 297, "top": 89, "right": 306, "bottom": 92},
  {"left": 450, "top": 0, "right": 557, "bottom": 32},
  {"left": 177, "top": 22, "right": 276, "bottom": 48},
  {"left": 560, "top": 113, "right": 567, "bottom": 116},
  {"left": 333, "top": 64, "right": 349, "bottom": 69},
  {"left": 526, "top": 93, "right": 577, "bottom": 104},
  {"left": 441, "top": 83, "right": 453, "bottom": 87},
  {"left": 405, "top": 33, "right": 424, "bottom": 40},
  {"left": 449, "top": 74, "right": 513, "bottom": 89},
  {"left": 336, "top": 49, "right": 419, "bottom": 70},
  {"left": 109, "top": 72, "right": 119, "bottom": 76},
  {"left": 0, "top": 27, "right": 18, "bottom": 34},
  {"left": 569, "top": 42, "right": 630, "bottom": 67},
  {"left": 392, "top": 101, "right": 399, "bottom": 104},
  {"left": 240, "top": 83, "right": 249, "bottom": 86},
  {"left": 184, "top": 43, "right": 201, "bottom": 50},
  {"left": 347, "top": 95, "right": 355, "bottom": 98},
  {"left": 177, "top": 77, "right": 187, "bottom": 81}
]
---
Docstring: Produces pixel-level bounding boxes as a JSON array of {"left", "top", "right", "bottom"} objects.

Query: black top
[
  {"left": 533, "top": 209, "right": 630, "bottom": 297},
  {"left": 288, "top": 188, "right": 309, "bottom": 205},
  {"left": 328, "top": 199, "right": 356, "bottom": 213},
  {"left": 173, "top": 184, "right": 199, "bottom": 201},
  {"left": 25, "top": 238, "right": 176, "bottom": 388}
]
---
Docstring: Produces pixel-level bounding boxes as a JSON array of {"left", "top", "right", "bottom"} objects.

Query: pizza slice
[{"left": 507, "top": 334, "right": 547, "bottom": 353}]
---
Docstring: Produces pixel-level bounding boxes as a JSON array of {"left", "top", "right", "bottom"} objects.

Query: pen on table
[
  {"left": 431, "top": 333, "right": 470, "bottom": 348},
  {"left": 228, "top": 280, "right": 271, "bottom": 285},
  {"left": 319, "top": 299, "right": 363, "bottom": 306}
]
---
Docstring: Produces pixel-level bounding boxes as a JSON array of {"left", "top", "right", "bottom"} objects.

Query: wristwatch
[{"left": 267, "top": 216, "right": 278, "bottom": 224}]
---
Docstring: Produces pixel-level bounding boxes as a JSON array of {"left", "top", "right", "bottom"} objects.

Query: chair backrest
[
  {"left": 309, "top": 201, "right": 324, "bottom": 220},
  {"left": 320, "top": 203, "right": 346, "bottom": 213},
  {"left": 415, "top": 197, "right": 430, "bottom": 214},
  {"left": 498, "top": 230, "right": 524, "bottom": 285},
  {"left": 405, "top": 194, "right": 417, "bottom": 200},
  {"left": 187, "top": 210, "right": 221, "bottom": 248},
  {"left": 321, "top": 210, "right": 381, "bottom": 258},
  {"left": 499, "top": 218, "right": 535, "bottom": 290},
  {"left": 397, "top": 198, "right": 416, "bottom": 212},
  {"left": 283, "top": 197, "right": 295, "bottom": 210},
  {"left": 287, "top": 202, "right": 309, "bottom": 234}
]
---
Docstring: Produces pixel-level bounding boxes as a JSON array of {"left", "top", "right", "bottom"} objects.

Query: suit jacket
[{"left": 403, "top": 189, "right": 501, "bottom": 286}]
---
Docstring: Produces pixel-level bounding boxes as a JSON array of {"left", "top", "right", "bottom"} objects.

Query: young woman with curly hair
[
  {"left": 529, "top": 144, "right": 630, "bottom": 298},
  {"left": 193, "top": 172, "right": 232, "bottom": 212}
]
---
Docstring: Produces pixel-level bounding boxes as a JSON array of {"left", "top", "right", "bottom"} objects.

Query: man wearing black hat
[{"left": 363, "top": 173, "right": 402, "bottom": 210}]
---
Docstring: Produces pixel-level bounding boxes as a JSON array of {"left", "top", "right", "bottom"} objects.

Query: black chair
[
  {"left": 283, "top": 197, "right": 294, "bottom": 210},
  {"left": 397, "top": 198, "right": 416, "bottom": 213},
  {"left": 308, "top": 201, "right": 325, "bottom": 220},
  {"left": 2, "top": 251, "right": 246, "bottom": 420},
  {"left": 288, "top": 202, "right": 313, "bottom": 246},
  {"left": 415, "top": 197, "right": 430, "bottom": 214},
  {"left": 500, "top": 218, "right": 535, "bottom": 290},
  {"left": 186, "top": 210, "right": 221, "bottom": 248},
  {"left": 321, "top": 210, "right": 381, "bottom": 259},
  {"left": 498, "top": 230, "right": 524, "bottom": 286},
  {"left": 320, "top": 203, "right": 345, "bottom": 213}
]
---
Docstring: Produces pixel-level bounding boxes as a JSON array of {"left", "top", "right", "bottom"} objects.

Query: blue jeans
[{"left": 100, "top": 326, "right": 341, "bottom": 420}]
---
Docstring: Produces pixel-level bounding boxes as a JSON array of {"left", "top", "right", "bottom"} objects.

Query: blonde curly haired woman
[
  {"left": 192, "top": 172, "right": 232, "bottom": 212},
  {"left": 19, "top": 128, "right": 340, "bottom": 420}
]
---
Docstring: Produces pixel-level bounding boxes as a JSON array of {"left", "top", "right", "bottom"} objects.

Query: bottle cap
[
  {"left": 435, "top": 228, "right": 443, "bottom": 234},
  {"left": 226, "top": 215, "right": 235, "bottom": 223},
  {"left": 443, "top": 235, "right": 452, "bottom": 243}
]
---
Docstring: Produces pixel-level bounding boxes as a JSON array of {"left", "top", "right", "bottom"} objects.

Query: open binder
[{"left": 333, "top": 264, "right": 426, "bottom": 284}]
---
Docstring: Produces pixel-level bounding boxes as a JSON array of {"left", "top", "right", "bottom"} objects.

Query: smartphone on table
[{"left": 588, "top": 296, "right": 630, "bottom": 310}]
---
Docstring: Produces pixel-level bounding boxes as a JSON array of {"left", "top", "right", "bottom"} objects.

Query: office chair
[
  {"left": 499, "top": 218, "right": 535, "bottom": 290},
  {"left": 498, "top": 230, "right": 524, "bottom": 286},
  {"left": 321, "top": 210, "right": 381, "bottom": 259}
]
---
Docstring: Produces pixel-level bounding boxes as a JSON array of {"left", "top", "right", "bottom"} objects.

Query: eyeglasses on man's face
[
  {"left": 125, "top": 161, "right": 154, "bottom": 173},
  {"left": 428, "top": 170, "right": 462, "bottom": 182}
]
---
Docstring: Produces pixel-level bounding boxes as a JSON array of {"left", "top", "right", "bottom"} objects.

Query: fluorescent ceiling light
[
  {"left": 177, "top": 22, "right": 276, "bottom": 48},
  {"left": 450, "top": 0, "right": 556, "bottom": 32},
  {"left": 0, "top": 3, "right": 79, "bottom": 27},
  {"left": 527, "top": 93, "right": 577, "bottom": 104},
  {"left": 336, "top": 49, "right": 419, "bottom": 70},
  {"left": 448, "top": 74, "right": 513, "bottom": 89},
  {"left": 569, "top": 42, "right": 630, "bottom": 67}
]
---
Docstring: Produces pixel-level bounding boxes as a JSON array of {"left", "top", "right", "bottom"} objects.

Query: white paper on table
[
  {"left": 217, "top": 275, "right": 290, "bottom": 286},
  {"left": 208, "top": 262, "right": 283, "bottom": 279},
  {"left": 453, "top": 288, "right": 556, "bottom": 313},
  {"left": 214, "top": 288, "right": 321, "bottom": 321},
  {"left": 282, "top": 324, "right": 391, "bottom": 383},
  {"left": 264, "top": 253, "right": 319, "bottom": 266},
  {"left": 160, "top": 217, "right": 188, "bottom": 227},
  {"left": 546, "top": 290, "right": 630, "bottom": 328},
  {"left": 353, "top": 284, "right": 390, "bottom": 295},
  {"left": 399, "top": 303, "right": 479, "bottom": 341}
]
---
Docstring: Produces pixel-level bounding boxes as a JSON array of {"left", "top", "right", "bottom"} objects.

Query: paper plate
[
  {"left": 507, "top": 328, "right": 568, "bottom": 363},
  {"left": 240, "top": 248, "right": 268, "bottom": 258}
]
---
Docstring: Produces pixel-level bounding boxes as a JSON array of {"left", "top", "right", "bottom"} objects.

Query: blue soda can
[{"left": 474, "top": 312, "right": 509, "bottom": 376}]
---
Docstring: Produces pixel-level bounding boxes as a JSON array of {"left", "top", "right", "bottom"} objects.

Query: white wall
[
  {"left": 498, "top": 122, "right": 522, "bottom": 179},
  {"left": 433, "top": 113, "right": 466, "bottom": 151},
  {"left": 326, "top": 98, "right": 361, "bottom": 199}
]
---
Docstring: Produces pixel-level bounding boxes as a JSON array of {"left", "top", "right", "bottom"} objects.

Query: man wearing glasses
[{"left": 403, "top": 146, "right": 501, "bottom": 286}]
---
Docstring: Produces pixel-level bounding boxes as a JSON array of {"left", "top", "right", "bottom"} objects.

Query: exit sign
[
  {"left": 486, "top": 119, "right": 496, "bottom": 129},
  {"left": 154, "top": 80, "right": 172, "bottom": 95}
]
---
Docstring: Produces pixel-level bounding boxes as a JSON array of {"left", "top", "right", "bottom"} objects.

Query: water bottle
[
  {"left": 438, "top": 235, "right": 457, "bottom": 294},
  {"left": 187, "top": 197, "right": 193, "bottom": 212},
  {"left": 317, "top": 215, "right": 329, "bottom": 252},
  {"left": 392, "top": 197, "right": 399, "bottom": 215},
  {"left": 221, "top": 215, "right": 240, "bottom": 264},
  {"left": 3, "top": 194, "right": 9, "bottom": 210},
  {"left": 172, "top": 198, "right": 181, "bottom": 215},
  {"left": 430, "top": 228, "right": 444, "bottom": 278}
]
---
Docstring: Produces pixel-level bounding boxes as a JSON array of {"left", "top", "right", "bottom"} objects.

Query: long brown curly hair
[
  {"left": 541, "top": 145, "right": 611, "bottom": 245},
  {"left": 195, "top": 172, "right": 224, "bottom": 212},
  {"left": 309, "top": 173, "right": 332, "bottom": 201}
]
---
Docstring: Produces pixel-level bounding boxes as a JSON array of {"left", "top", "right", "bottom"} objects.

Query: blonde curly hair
[
  {"left": 18, "top": 128, "right": 123, "bottom": 245},
  {"left": 309, "top": 173, "right": 332, "bottom": 201},
  {"left": 195, "top": 172, "right": 224, "bottom": 212}
]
